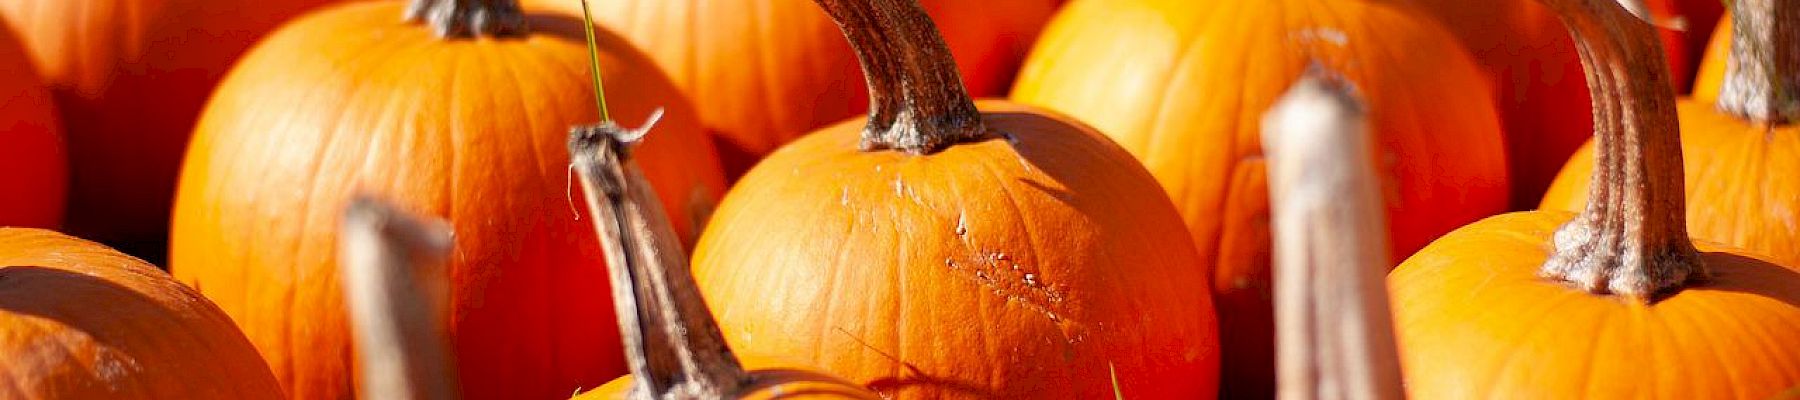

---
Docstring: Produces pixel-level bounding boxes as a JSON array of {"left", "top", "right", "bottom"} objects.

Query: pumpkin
[
  {"left": 1395, "top": 0, "right": 1800, "bottom": 397},
  {"left": 690, "top": 0, "right": 1220, "bottom": 398},
  {"left": 168, "top": 0, "right": 727, "bottom": 398},
  {"left": 566, "top": 114, "right": 878, "bottom": 400},
  {"left": 1630, "top": 0, "right": 1727, "bottom": 92},
  {"left": 0, "top": 21, "right": 64, "bottom": 229},
  {"left": 0, "top": 228, "right": 283, "bottom": 398},
  {"left": 1541, "top": 0, "right": 1800, "bottom": 268},
  {"left": 520, "top": 0, "right": 1062, "bottom": 177},
  {"left": 0, "top": 0, "right": 339, "bottom": 258},
  {"left": 1009, "top": 0, "right": 1509, "bottom": 396},
  {"left": 1690, "top": 17, "right": 1732, "bottom": 104}
]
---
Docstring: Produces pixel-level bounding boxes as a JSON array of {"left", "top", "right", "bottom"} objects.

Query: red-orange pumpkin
[
  {"left": 169, "top": 1, "right": 726, "bottom": 399},
  {"left": 0, "top": 21, "right": 64, "bottom": 229},
  {"left": 0, "top": 0, "right": 340, "bottom": 258},
  {"left": 521, "top": 0, "right": 1063, "bottom": 176}
]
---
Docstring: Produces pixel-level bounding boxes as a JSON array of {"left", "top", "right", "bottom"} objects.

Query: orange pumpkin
[
  {"left": 0, "top": 228, "right": 283, "bottom": 399},
  {"left": 1542, "top": 1, "right": 1800, "bottom": 268},
  {"left": 521, "top": 0, "right": 1062, "bottom": 176},
  {"left": 690, "top": 0, "right": 1219, "bottom": 398},
  {"left": 0, "top": 0, "right": 339, "bottom": 258},
  {"left": 0, "top": 21, "right": 64, "bottom": 229},
  {"left": 1396, "top": 0, "right": 1800, "bottom": 397},
  {"left": 1010, "top": 0, "right": 1509, "bottom": 396},
  {"left": 1691, "top": 16, "right": 1732, "bottom": 104},
  {"left": 168, "top": 1, "right": 727, "bottom": 398}
]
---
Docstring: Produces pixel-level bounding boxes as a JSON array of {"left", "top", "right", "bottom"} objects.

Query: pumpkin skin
[
  {"left": 1390, "top": 211, "right": 1800, "bottom": 398},
  {"left": 0, "top": 22, "right": 64, "bottom": 229},
  {"left": 1690, "top": 17, "right": 1731, "bottom": 104},
  {"left": 574, "top": 356, "right": 876, "bottom": 400},
  {"left": 520, "top": 0, "right": 1062, "bottom": 176},
  {"left": 0, "top": 0, "right": 339, "bottom": 258},
  {"left": 0, "top": 228, "right": 283, "bottom": 399},
  {"left": 692, "top": 100, "right": 1220, "bottom": 399},
  {"left": 1010, "top": 0, "right": 1509, "bottom": 396},
  {"left": 169, "top": 2, "right": 726, "bottom": 399}
]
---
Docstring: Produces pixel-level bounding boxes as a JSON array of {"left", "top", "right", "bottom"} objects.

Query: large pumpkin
[
  {"left": 1009, "top": 0, "right": 1509, "bottom": 396},
  {"left": 0, "top": 21, "right": 64, "bottom": 229},
  {"left": 690, "top": 0, "right": 1219, "bottom": 398},
  {"left": 0, "top": 0, "right": 339, "bottom": 258},
  {"left": 1395, "top": 0, "right": 1800, "bottom": 397},
  {"left": 1542, "top": 0, "right": 1800, "bottom": 268},
  {"left": 168, "top": 0, "right": 727, "bottom": 398},
  {"left": 521, "top": 0, "right": 1062, "bottom": 176},
  {"left": 0, "top": 228, "right": 283, "bottom": 399}
]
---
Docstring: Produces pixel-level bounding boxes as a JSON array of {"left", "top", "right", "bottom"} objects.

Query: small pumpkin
[
  {"left": 1541, "top": 0, "right": 1800, "bottom": 267},
  {"left": 1396, "top": 0, "right": 1800, "bottom": 397},
  {"left": 0, "top": 0, "right": 339, "bottom": 257},
  {"left": 1010, "top": 0, "right": 1509, "bottom": 396},
  {"left": 169, "top": 0, "right": 727, "bottom": 398},
  {"left": 0, "top": 228, "right": 283, "bottom": 398},
  {"left": 520, "top": 0, "right": 1062, "bottom": 176},
  {"left": 0, "top": 20, "right": 64, "bottom": 229}
]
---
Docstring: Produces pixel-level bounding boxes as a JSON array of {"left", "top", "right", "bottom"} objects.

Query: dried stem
[
  {"left": 1716, "top": 0, "right": 1799, "bottom": 124},
  {"left": 405, "top": 0, "right": 526, "bottom": 38},
  {"left": 813, "top": 0, "right": 990, "bottom": 154},
  {"left": 339, "top": 197, "right": 459, "bottom": 400}
]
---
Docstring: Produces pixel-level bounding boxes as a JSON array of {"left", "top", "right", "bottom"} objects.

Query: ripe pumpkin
[
  {"left": 567, "top": 117, "right": 877, "bottom": 400},
  {"left": 1395, "top": 0, "right": 1800, "bottom": 397},
  {"left": 690, "top": 0, "right": 1220, "bottom": 398},
  {"left": 0, "top": 0, "right": 339, "bottom": 258},
  {"left": 168, "top": 1, "right": 727, "bottom": 399},
  {"left": 0, "top": 228, "right": 283, "bottom": 398},
  {"left": 1541, "top": 0, "right": 1800, "bottom": 267},
  {"left": 1691, "top": 16, "right": 1732, "bottom": 104},
  {"left": 0, "top": 21, "right": 64, "bottom": 229},
  {"left": 520, "top": 0, "right": 1062, "bottom": 176},
  {"left": 1010, "top": 0, "right": 1509, "bottom": 396}
]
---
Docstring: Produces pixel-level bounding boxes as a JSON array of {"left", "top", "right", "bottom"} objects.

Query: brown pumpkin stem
[
  {"left": 1538, "top": 0, "right": 1704, "bottom": 300},
  {"left": 405, "top": 0, "right": 526, "bottom": 38},
  {"left": 339, "top": 197, "right": 460, "bottom": 400},
  {"left": 568, "top": 113, "right": 752, "bottom": 398},
  {"left": 1264, "top": 69, "right": 1403, "bottom": 400},
  {"left": 814, "top": 0, "right": 990, "bottom": 155},
  {"left": 1717, "top": 0, "right": 1799, "bottom": 124}
]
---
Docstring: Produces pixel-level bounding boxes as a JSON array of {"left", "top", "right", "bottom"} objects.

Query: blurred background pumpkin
[{"left": 0, "top": 20, "right": 65, "bottom": 230}]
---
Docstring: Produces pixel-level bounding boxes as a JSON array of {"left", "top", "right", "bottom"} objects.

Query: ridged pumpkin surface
[
  {"left": 692, "top": 100, "right": 1220, "bottom": 399},
  {"left": 1391, "top": 211, "right": 1800, "bottom": 398},
  {"left": 1011, "top": 0, "right": 1508, "bottom": 395},
  {"left": 169, "top": 2, "right": 725, "bottom": 399},
  {"left": 0, "top": 21, "right": 64, "bottom": 229},
  {"left": 574, "top": 355, "right": 875, "bottom": 400},
  {"left": 0, "top": 228, "right": 283, "bottom": 399}
]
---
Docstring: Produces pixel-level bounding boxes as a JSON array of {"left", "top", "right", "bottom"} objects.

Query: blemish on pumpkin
[{"left": 1290, "top": 27, "right": 1349, "bottom": 47}]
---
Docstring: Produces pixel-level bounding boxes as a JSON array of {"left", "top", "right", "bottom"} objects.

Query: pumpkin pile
[{"left": 2, "top": 0, "right": 1798, "bottom": 398}]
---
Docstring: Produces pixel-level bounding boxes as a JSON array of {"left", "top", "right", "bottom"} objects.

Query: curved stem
[
  {"left": 339, "top": 197, "right": 459, "bottom": 400},
  {"left": 814, "top": 0, "right": 989, "bottom": 154},
  {"left": 1264, "top": 69, "right": 1402, "bottom": 400},
  {"left": 569, "top": 116, "right": 750, "bottom": 399},
  {"left": 405, "top": 0, "right": 526, "bottom": 38},
  {"left": 1538, "top": 0, "right": 1704, "bottom": 300},
  {"left": 1717, "top": 0, "right": 1799, "bottom": 124}
]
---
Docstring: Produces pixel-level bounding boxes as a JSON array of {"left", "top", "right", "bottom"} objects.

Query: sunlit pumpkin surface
[
  {"left": 0, "top": 20, "right": 64, "bottom": 229},
  {"left": 1392, "top": 211, "right": 1800, "bottom": 398},
  {"left": 0, "top": 229, "right": 283, "bottom": 399},
  {"left": 169, "top": 2, "right": 726, "bottom": 399},
  {"left": 573, "top": 356, "right": 878, "bottom": 400}
]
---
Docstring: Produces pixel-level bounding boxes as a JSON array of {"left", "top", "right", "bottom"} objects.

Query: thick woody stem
[
  {"left": 1538, "top": 0, "right": 1704, "bottom": 300},
  {"left": 339, "top": 197, "right": 459, "bottom": 400},
  {"left": 405, "top": 0, "right": 526, "bottom": 38},
  {"left": 1717, "top": 0, "right": 1799, "bottom": 124},
  {"left": 1264, "top": 70, "right": 1403, "bottom": 400},
  {"left": 568, "top": 114, "right": 750, "bottom": 399},
  {"left": 814, "top": 0, "right": 989, "bottom": 154}
]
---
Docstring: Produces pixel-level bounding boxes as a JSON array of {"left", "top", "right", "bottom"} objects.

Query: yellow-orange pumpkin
[
  {"left": 0, "top": 228, "right": 283, "bottom": 399},
  {"left": 1396, "top": 0, "right": 1800, "bottom": 397},
  {"left": 0, "top": 21, "right": 64, "bottom": 229},
  {"left": 1010, "top": 0, "right": 1509, "bottom": 395},
  {"left": 521, "top": 0, "right": 1062, "bottom": 176},
  {"left": 169, "top": 1, "right": 726, "bottom": 398}
]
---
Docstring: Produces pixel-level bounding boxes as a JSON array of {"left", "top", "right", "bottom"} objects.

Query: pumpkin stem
[
  {"left": 1538, "top": 0, "right": 1705, "bottom": 301},
  {"left": 339, "top": 197, "right": 460, "bottom": 400},
  {"left": 405, "top": 0, "right": 526, "bottom": 38},
  {"left": 569, "top": 115, "right": 751, "bottom": 399},
  {"left": 814, "top": 0, "right": 990, "bottom": 155},
  {"left": 1264, "top": 68, "right": 1403, "bottom": 400},
  {"left": 1716, "top": 0, "right": 1799, "bottom": 124},
  {"left": 578, "top": 0, "right": 611, "bottom": 122}
]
